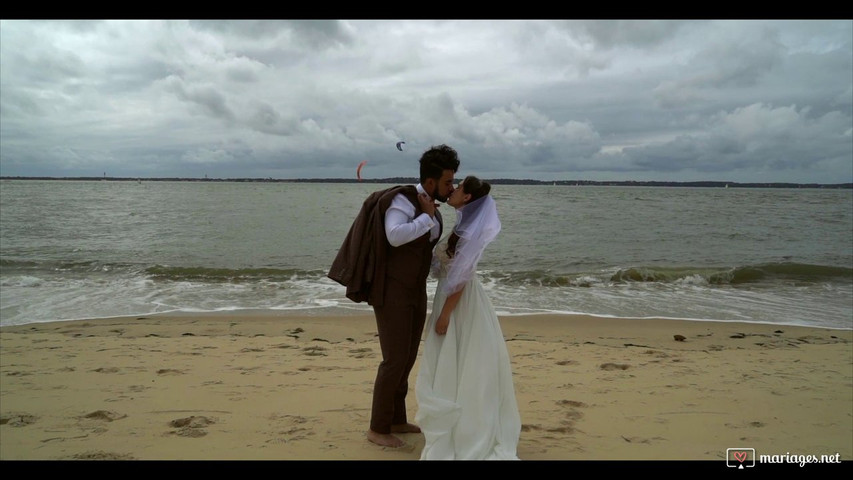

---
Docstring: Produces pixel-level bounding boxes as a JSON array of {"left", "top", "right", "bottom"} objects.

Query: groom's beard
[{"left": 431, "top": 185, "right": 448, "bottom": 203}]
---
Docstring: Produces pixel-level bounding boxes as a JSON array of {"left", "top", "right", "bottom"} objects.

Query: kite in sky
[
  {"left": 356, "top": 160, "right": 367, "bottom": 181},
  {"left": 396, "top": 141, "right": 406, "bottom": 151}
]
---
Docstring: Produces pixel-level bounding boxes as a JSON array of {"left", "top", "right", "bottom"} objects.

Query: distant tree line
[{"left": 1, "top": 176, "right": 850, "bottom": 189}]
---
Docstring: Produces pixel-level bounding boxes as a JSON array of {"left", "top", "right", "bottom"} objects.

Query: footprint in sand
[
  {"left": 74, "top": 410, "right": 126, "bottom": 434},
  {"left": 642, "top": 349, "right": 671, "bottom": 358},
  {"left": 70, "top": 451, "right": 135, "bottom": 460},
  {"left": 268, "top": 413, "right": 308, "bottom": 423},
  {"left": 265, "top": 414, "right": 316, "bottom": 444},
  {"left": 546, "top": 425, "right": 576, "bottom": 434},
  {"left": 533, "top": 400, "right": 588, "bottom": 435},
  {"left": 724, "top": 420, "right": 766, "bottom": 429},
  {"left": 621, "top": 435, "right": 666, "bottom": 444},
  {"left": 524, "top": 421, "right": 576, "bottom": 436},
  {"left": 156, "top": 369, "right": 185, "bottom": 375},
  {"left": 302, "top": 346, "right": 327, "bottom": 357},
  {"left": 93, "top": 367, "right": 120, "bottom": 373},
  {"left": 80, "top": 410, "right": 127, "bottom": 422},
  {"left": 167, "top": 416, "right": 216, "bottom": 438},
  {"left": 0, "top": 414, "right": 37, "bottom": 427},
  {"left": 285, "top": 328, "right": 304, "bottom": 339},
  {"left": 348, "top": 347, "right": 375, "bottom": 359},
  {"left": 234, "top": 366, "right": 260, "bottom": 374},
  {"left": 599, "top": 363, "right": 630, "bottom": 371},
  {"left": 557, "top": 401, "right": 585, "bottom": 423},
  {"left": 555, "top": 360, "right": 578, "bottom": 366}
]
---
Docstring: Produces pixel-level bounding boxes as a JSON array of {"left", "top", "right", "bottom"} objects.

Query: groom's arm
[{"left": 385, "top": 193, "right": 436, "bottom": 247}]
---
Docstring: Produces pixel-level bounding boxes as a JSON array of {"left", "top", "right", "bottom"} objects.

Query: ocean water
[{"left": 1, "top": 179, "right": 851, "bottom": 329}]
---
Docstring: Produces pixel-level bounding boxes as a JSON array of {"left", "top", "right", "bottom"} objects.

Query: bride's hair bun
[{"left": 462, "top": 176, "right": 490, "bottom": 203}]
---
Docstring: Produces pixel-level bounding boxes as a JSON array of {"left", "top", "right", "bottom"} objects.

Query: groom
[{"left": 366, "top": 145, "right": 459, "bottom": 448}]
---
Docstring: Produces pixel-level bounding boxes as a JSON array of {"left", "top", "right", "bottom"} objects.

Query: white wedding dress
[{"left": 415, "top": 238, "right": 521, "bottom": 460}]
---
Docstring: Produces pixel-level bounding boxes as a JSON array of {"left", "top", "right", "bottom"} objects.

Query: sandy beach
[{"left": 0, "top": 313, "right": 850, "bottom": 461}]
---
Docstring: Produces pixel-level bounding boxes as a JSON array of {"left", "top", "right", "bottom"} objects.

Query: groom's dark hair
[{"left": 419, "top": 144, "right": 460, "bottom": 183}]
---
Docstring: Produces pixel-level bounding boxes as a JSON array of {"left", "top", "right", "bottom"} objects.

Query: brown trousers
[{"left": 369, "top": 280, "right": 428, "bottom": 434}]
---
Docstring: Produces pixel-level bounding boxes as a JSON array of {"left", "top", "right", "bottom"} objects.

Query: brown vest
[{"left": 381, "top": 188, "right": 442, "bottom": 297}]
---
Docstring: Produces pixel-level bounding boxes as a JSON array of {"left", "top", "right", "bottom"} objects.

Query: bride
[{"left": 415, "top": 176, "right": 521, "bottom": 460}]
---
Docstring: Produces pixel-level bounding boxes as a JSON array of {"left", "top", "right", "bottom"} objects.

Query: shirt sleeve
[
  {"left": 441, "top": 235, "right": 485, "bottom": 295},
  {"left": 384, "top": 193, "right": 435, "bottom": 247}
]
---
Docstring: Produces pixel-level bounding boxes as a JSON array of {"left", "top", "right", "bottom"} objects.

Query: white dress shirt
[{"left": 384, "top": 184, "right": 440, "bottom": 247}]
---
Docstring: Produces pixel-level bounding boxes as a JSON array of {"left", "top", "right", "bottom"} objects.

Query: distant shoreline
[{"left": 2, "top": 176, "right": 851, "bottom": 189}]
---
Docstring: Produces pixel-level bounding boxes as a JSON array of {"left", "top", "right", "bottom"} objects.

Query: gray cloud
[
  {"left": 561, "top": 19, "right": 691, "bottom": 49},
  {"left": 163, "top": 75, "right": 236, "bottom": 123},
  {"left": 619, "top": 103, "right": 853, "bottom": 181},
  {"left": 654, "top": 25, "right": 786, "bottom": 109},
  {"left": 0, "top": 19, "right": 850, "bottom": 183}
]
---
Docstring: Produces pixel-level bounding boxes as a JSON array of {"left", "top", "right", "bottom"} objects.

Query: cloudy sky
[{"left": 1, "top": 20, "right": 851, "bottom": 183}]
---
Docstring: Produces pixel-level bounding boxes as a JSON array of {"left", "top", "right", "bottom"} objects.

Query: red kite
[{"left": 357, "top": 160, "right": 367, "bottom": 181}]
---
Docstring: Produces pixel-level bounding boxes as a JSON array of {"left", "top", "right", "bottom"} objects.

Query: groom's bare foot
[
  {"left": 367, "top": 429, "right": 405, "bottom": 448},
  {"left": 391, "top": 422, "right": 421, "bottom": 434}
]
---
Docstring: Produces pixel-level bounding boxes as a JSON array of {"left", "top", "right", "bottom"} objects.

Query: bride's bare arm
[{"left": 435, "top": 289, "right": 464, "bottom": 335}]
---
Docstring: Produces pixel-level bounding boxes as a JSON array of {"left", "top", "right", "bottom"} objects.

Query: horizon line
[{"left": 2, "top": 176, "right": 851, "bottom": 188}]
